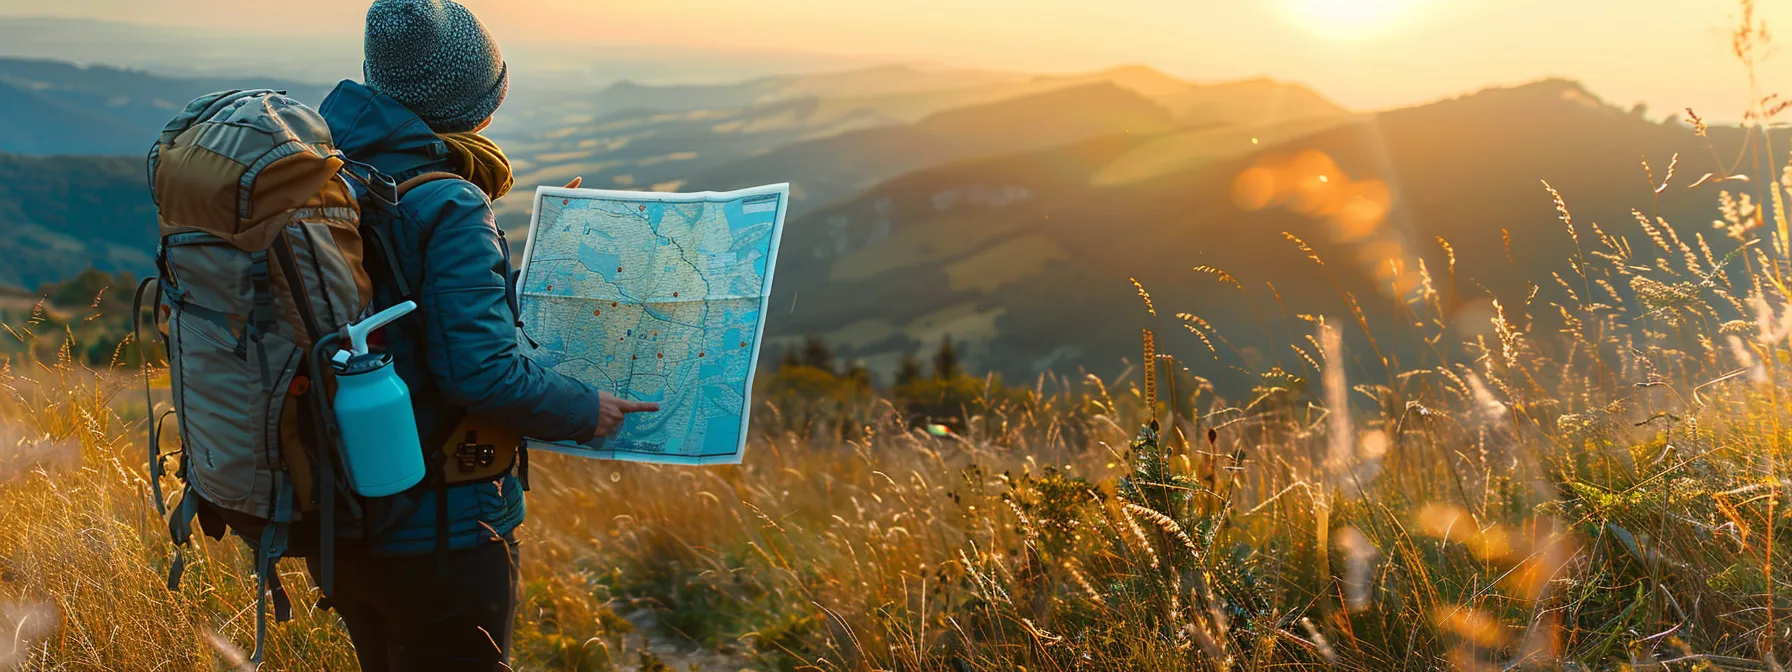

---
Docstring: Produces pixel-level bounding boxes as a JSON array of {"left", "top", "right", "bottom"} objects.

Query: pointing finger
[{"left": 620, "top": 400, "right": 660, "bottom": 414}]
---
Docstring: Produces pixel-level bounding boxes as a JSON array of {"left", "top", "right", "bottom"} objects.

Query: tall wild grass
[{"left": 2, "top": 6, "right": 1791, "bottom": 668}]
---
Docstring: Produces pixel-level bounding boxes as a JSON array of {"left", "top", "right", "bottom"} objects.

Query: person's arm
[{"left": 410, "top": 181, "right": 613, "bottom": 441}]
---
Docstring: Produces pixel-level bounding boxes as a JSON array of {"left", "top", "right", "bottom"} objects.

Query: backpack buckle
[
  {"left": 454, "top": 432, "right": 496, "bottom": 473},
  {"left": 341, "top": 159, "right": 398, "bottom": 206}
]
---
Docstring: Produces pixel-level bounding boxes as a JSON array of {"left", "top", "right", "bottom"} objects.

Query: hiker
[
  {"left": 141, "top": 0, "right": 655, "bottom": 666},
  {"left": 299, "top": 1, "right": 657, "bottom": 668}
]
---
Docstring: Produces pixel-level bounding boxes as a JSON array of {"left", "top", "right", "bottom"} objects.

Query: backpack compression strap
[
  {"left": 132, "top": 277, "right": 172, "bottom": 515},
  {"left": 249, "top": 474, "right": 295, "bottom": 664}
]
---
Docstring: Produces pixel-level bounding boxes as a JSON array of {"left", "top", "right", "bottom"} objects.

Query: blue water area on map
[
  {"left": 578, "top": 244, "right": 621, "bottom": 281},
  {"left": 699, "top": 358, "right": 724, "bottom": 379},
  {"left": 722, "top": 198, "right": 778, "bottom": 232},
  {"left": 719, "top": 199, "right": 778, "bottom": 278},
  {"left": 646, "top": 202, "right": 668, "bottom": 230}
]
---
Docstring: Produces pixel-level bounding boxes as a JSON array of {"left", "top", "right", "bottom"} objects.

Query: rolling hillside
[
  {"left": 497, "top": 65, "right": 1348, "bottom": 221},
  {"left": 0, "top": 152, "right": 157, "bottom": 290},
  {"left": 682, "top": 82, "right": 1186, "bottom": 207},
  {"left": 0, "top": 57, "right": 332, "bottom": 155},
  {"left": 589, "top": 64, "right": 1028, "bottom": 116},
  {"left": 0, "top": 57, "right": 1762, "bottom": 391},
  {"left": 761, "top": 79, "right": 1768, "bottom": 388}
]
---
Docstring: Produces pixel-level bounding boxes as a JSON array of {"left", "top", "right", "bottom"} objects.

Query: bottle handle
[{"left": 344, "top": 301, "right": 417, "bottom": 355}]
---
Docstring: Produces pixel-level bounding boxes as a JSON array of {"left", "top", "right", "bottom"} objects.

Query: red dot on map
[
  {"left": 617, "top": 267, "right": 623, "bottom": 273},
  {"left": 546, "top": 285, "right": 553, "bottom": 291},
  {"left": 562, "top": 199, "right": 568, "bottom": 205},
  {"left": 631, "top": 355, "right": 637, "bottom": 360},
  {"left": 739, "top": 342, "right": 746, "bottom": 347},
  {"left": 699, "top": 352, "right": 705, "bottom": 357},
  {"left": 593, "top": 309, "right": 601, "bottom": 316},
  {"left": 639, "top": 205, "right": 646, "bottom": 211},
  {"left": 657, "top": 353, "right": 663, "bottom": 358},
  {"left": 611, "top": 301, "right": 618, "bottom": 307},
  {"left": 672, "top": 292, "right": 678, "bottom": 297}
]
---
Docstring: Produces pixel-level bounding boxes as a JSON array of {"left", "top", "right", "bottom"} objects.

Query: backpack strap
[
  {"left": 361, "top": 220, "right": 413, "bottom": 299},
  {"left": 268, "top": 237, "right": 322, "bottom": 342},
  {"left": 422, "top": 407, "right": 467, "bottom": 559},
  {"left": 246, "top": 249, "right": 280, "bottom": 391},
  {"left": 397, "top": 171, "right": 462, "bottom": 200},
  {"left": 268, "top": 233, "right": 348, "bottom": 605},
  {"left": 305, "top": 334, "right": 349, "bottom": 598},
  {"left": 133, "top": 277, "right": 168, "bottom": 515},
  {"left": 249, "top": 474, "right": 296, "bottom": 665},
  {"left": 350, "top": 169, "right": 461, "bottom": 304},
  {"left": 164, "top": 479, "right": 199, "bottom": 591}
]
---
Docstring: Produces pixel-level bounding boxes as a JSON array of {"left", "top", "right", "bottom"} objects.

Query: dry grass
[
  {"left": 3, "top": 6, "right": 1792, "bottom": 669},
  {"left": 6, "top": 178, "right": 1792, "bottom": 668}
]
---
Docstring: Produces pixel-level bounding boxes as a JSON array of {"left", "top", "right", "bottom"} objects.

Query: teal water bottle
[{"left": 330, "top": 301, "right": 425, "bottom": 497}]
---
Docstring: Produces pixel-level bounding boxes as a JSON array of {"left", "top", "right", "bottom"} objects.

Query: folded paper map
[{"left": 515, "top": 183, "right": 788, "bottom": 465}]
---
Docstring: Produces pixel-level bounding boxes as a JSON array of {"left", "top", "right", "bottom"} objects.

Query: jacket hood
[{"left": 319, "top": 79, "right": 452, "bottom": 180}]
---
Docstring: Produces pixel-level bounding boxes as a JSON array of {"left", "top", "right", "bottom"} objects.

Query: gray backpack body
[{"left": 137, "top": 89, "right": 373, "bottom": 663}]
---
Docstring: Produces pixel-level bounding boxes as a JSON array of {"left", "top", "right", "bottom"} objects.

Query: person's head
[{"left": 362, "top": 0, "right": 508, "bottom": 134}]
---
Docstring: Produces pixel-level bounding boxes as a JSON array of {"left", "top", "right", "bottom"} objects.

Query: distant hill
[
  {"left": 489, "top": 95, "right": 911, "bottom": 231},
  {"left": 497, "top": 65, "right": 1344, "bottom": 218},
  {"left": 760, "top": 79, "right": 1772, "bottom": 387},
  {"left": 0, "top": 152, "right": 156, "bottom": 290},
  {"left": 0, "top": 16, "right": 881, "bottom": 95},
  {"left": 0, "top": 17, "right": 359, "bottom": 84},
  {"left": 683, "top": 82, "right": 1183, "bottom": 207},
  {"left": 1, "top": 56, "right": 1762, "bottom": 391},
  {"left": 0, "top": 57, "right": 332, "bottom": 155},
  {"left": 491, "top": 65, "right": 1237, "bottom": 227},
  {"left": 569, "top": 64, "right": 1341, "bottom": 126},
  {"left": 584, "top": 65, "right": 1029, "bottom": 117}
]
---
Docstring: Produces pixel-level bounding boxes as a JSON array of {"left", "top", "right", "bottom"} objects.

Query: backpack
[
  {"left": 132, "top": 88, "right": 370, "bottom": 663},
  {"left": 136, "top": 88, "right": 532, "bottom": 663},
  {"left": 133, "top": 89, "right": 473, "bottom": 663}
]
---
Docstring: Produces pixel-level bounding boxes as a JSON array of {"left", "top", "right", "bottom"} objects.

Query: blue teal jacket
[{"left": 319, "top": 80, "right": 605, "bottom": 555}]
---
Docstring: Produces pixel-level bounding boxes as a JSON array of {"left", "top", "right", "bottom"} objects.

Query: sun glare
[{"left": 1279, "top": 0, "right": 1431, "bottom": 40}]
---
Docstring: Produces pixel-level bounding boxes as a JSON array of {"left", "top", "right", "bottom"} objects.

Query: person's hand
[
  {"left": 563, "top": 176, "right": 582, "bottom": 189},
  {"left": 590, "top": 391, "right": 659, "bottom": 439}
]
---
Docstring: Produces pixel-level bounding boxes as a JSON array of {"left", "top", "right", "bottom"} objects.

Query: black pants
[{"left": 305, "top": 541, "right": 520, "bottom": 672}]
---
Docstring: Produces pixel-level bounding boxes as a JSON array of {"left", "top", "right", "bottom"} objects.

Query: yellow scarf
[{"left": 437, "top": 131, "right": 514, "bottom": 201}]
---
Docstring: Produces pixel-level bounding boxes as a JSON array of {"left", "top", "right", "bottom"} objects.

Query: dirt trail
[{"left": 617, "top": 609, "right": 751, "bottom": 672}]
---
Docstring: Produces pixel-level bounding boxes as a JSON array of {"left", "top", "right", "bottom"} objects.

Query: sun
[{"left": 1278, "top": 0, "right": 1433, "bottom": 41}]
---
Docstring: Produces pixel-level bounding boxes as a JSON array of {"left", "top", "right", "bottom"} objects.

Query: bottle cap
[{"left": 337, "top": 351, "right": 393, "bottom": 376}]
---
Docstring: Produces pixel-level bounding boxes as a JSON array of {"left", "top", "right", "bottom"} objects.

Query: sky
[{"left": 2, "top": 0, "right": 1788, "bottom": 120}]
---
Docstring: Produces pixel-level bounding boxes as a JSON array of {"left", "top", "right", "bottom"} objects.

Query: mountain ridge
[
  {"left": 0, "top": 63, "right": 1748, "bottom": 393},
  {"left": 0, "top": 56, "right": 333, "bottom": 156},
  {"left": 758, "top": 77, "right": 1764, "bottom": 387},
  {"left": 680, "top": 81, "right": 1185, "bottom": 207}
]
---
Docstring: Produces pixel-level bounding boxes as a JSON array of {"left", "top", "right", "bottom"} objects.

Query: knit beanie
[{"left": 363, "top": 0, "right": 509, "bottom": 133}]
